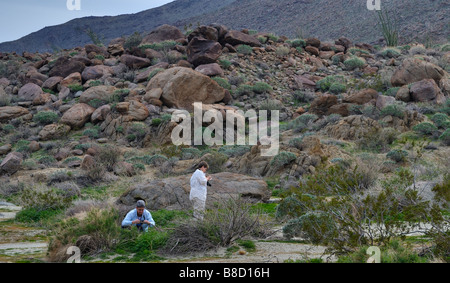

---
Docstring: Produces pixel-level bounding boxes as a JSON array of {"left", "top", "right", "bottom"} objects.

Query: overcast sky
[{"left": 0, "top": 0, "right": 175, "bottom": 43}]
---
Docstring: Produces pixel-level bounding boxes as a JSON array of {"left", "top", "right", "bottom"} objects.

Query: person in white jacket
[{"left": 189, "top": 161, "right": 211, "bottom": 220}]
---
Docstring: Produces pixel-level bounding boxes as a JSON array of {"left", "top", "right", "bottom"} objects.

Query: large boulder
[
  {"left": 18, "top": 83, "right": 43, "bottom": 101},
  {"left": 141, "top": 24, "right": 185, "bottom": 44},
  {"left": 119, "top": 54, "right": 152, "bottom": 69},
  {"left": 146, "top": 67, "right": 226, "bottom": 111},
  {"left": 410, "top": 79, "right": 445, "bottom": 104},
  {"left": 0, "top": 152, "right": 23, "bottom": 176},
  {"left": 60, "top": 103, "right": 95, "bottom": 129},
  {"left": 325, "top": 115, "right": 381, "bottom": 140},
  {"left": 391, "top": 58, "right": 446, "bottom": 87},
  {"left": 223, "top": 30, "right": 262, "bottom": 47},
  {"left": 116, "top": 172, "right": 271, "bottom": 210},
  {"left": 187, "top": 37, "right": 222, "bottom": 67},
  {"left": 81, "top": 65, "right": 113, "bottom": 81},
  {"left": 0, "top": 106, "right": 29, "bottom": 122},
  {"left": 79, "top": 85, "right": 117, "bottom": 104},
  {"left": 38, "top": 123, "right": 71, "bottom": 141},
  {"left": 343, "top": 88, "right": 379, "bottom": 105},
  {"left": 48, "top": 56, "right": 86, "bottom": 78},
  {"left": 309, "top": 94, "right": 338, "bottom": 116}
]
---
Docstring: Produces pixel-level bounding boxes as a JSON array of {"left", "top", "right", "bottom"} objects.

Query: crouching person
[{"left": 121, "top": 200, "right": 155, "bottom": 232}]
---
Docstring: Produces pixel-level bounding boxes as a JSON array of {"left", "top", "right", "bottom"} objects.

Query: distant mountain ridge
[{"left": 1, "top": 0, "right": 448, "bottom": 53}]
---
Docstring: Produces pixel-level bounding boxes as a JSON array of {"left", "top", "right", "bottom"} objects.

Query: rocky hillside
[
  {"left": 0, "top": 23, "right": 449, "bottom": 262},
  {"left": 1, "top": 0, "right": 449, "bottom": 53}
]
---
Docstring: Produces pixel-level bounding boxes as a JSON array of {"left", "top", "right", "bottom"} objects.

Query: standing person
[
  {"left": 121, "top": 200, "right": 155, "bottom": 232},
  {"left": 189, "top": 161, "right": 211, "bottom": 220}
]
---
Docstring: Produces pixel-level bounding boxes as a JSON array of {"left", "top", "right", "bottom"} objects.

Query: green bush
[
  {"left": 380, "top": 48, "right": 401, "bottom": 58},
  {"left": 124, "top": 32, "right": 143, "bottom": 50},
  {"left": 233, "top": 84, "right": 254, "bottom": 97},
  {"left": 431, "top": 113, "right": 449, "bottom": 129},
  {"left": 385, "top": 87, "right": 400, "bottom": 97},
  {"left": 33, "top": 111, "right": 59, "bottom": 125},
  {"left": 212, "top": 77, "right": 231, "bottom": 90},
  {"left": 283, "top": 212, "right": 337, "bottom": 244},
  {"left": 148, "top": 68, "right": 164, "bottom": 81},
  {"left": 270, "top": 151, "right": 297, "bottom": 170},
  {"left": 252, "top": 82, "right": 273, "bottom": 94},
  {"left": 412, "top": 122, "right": 438, "bottom": 136},
  {"left": 380, "top": 104, "right": 405, "bottom": 119},
  {"left": 316, "top": 75, "right": 346, "bottom": 92},
  {"left": 329, "top": 83, "right": 347, "bottom": 94},
  {"left": 289, "top": 39, "right": 306, "bottom": 48},
  {"left": 218, "top": 59, "right": 232, "bottom": 69},
  {"left": 139, "top": 40, "right": 179, "bottom": 51},
  {"left": 344, "top": 56, "right": 365, "bottom": 70},
  {"left": 386, "top": 149, "right": 408, "bottom": 163},
  {"left": 439, "top": 129, "right": 450, "bottom": 146},
  {"left": 83, "top": 128, "right": 100, "bottom": 139},
  {"left": 236, "top": 44, "right": 253, "bottom": 55}
]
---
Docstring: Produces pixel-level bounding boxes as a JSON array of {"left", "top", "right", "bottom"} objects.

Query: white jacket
[{"left": 189, "top": 169, "right": 208, "bottom": 202}]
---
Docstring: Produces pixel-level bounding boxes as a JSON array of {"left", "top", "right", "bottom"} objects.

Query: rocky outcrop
[
  {"left": 38, "top": 123, "right": 71, "bottom": 141},
  {"left": 141, "top": 24, "right": 185, "bottom": 45},
  {"left": 0, "top": 152, "right": 23, "bottom": 176},
  {"left": 186, "top": 37, "right": 222, "bottom": 67},
  {"left": 116, "top": 172, "right": 270, "bottom": 210},
  {"left": 146, "top": 67, "right": 226, "bottom": 111},
  {"left": 391, "top": 58, "right": 446, "bottom": 87},
  {"left": 60, "top": 103, "right": 96, "bottom": 129},
  {"left": 0, "top": 106, "right": 30, "bottom": 122}
]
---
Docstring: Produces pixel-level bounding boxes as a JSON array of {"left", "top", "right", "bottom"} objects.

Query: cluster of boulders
[{"left": 0, "top": 23, "right": 449, "bottom": 183}]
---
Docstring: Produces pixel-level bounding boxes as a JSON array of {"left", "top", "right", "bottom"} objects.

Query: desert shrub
[
  {"left": 147, "top": 154, "right": 169, "bottom": 166},
  {"left": 270, "top": 151, "right": 297, "bottom": 170},
  {"left": 218, "top": 59, "right": 232, "bottom": 70},
  {"left": 233, "top": 84, "right": 254, "bottom": 97},
  {"left": 328, "top": 83, "right": 347, "bottom": 94},
  {"left": 377, "top": 9, "right": 398, "bottom": 46},
  {"left": 33, "top": 111, "right": 59, "bottom": 125},
  {"left": 287, "top": 114, "right": 319, "bottom": 133},
  {"left": 409, "top": 45, "right": 427, "bottom": 56},
  {"left": 431, "top": 113, "right": 449, "bottom": 129},
  {"left": 211, "top": 77, "right": 231, "bottom": 90},
  {"left": 218, "top": 145, "right": 251, "bottom": 157},
  {"left": 139, "top": 40, "right": 179, "bottom": 51},
  {"left": 252, "top": 82, "right": 273, "bottom": 94},
  {"left": 337, "top": 240, "right": 428, "bottom": 263},
  {"left": 82, "top": 127, "right": 100, "bottom": 139},
  {"left": 180, "top": 147, "right": 202, "bottom": 160},
  {"left": 289, "top": 39, "right": 306, "bottom": 48},
  {"left": 95, "top": 145, "right": 121, "bottom": 172},
  {"left": 293, "top": 90, "right": 316, "bottom": 103},
  {"left": 356, "top": 127, "right": 399, "bottom": 153},
  {"left": 344, "top": 56, "right": 365, "bottom": 70},
  {"left": 126, "top": 122, "right": 147, "bottom": 142},
  {"left": 316, "top": 75, "right": 346, "bottom": 92},
  {"left": 439, "top": 129, "right": 450, "bottom": 146},
  {"left": 236, "top": 44, "right": 253, "bottom": 55},
  {"left": 158, "top": 157, "right": 178, "bottom": 177},
  {"left": 275, "top": 46, "right": 290, "bottom": 57},
  {"left": 199, "top": 150, "right": 228, "bottom": 173},
  {"left": 412, "top": 122, "right": 438, "bottom": 136},
  {"left": 48, "top": 207, "right": 123, "bottom": 261},
  {"left": 124, "top": 32, "right": 143, "bottom": 50},
  {"left": 259, "top": 99, "right": 282, "bottom": 111},
  {"left": 283, "top": 212, "right": 337, "bottom": 244},
  {"left": 386, "top": 149, "right": 408, "bottom": 163},
  {"left": 17, "top": 184, "right": 72, "bottom": 213},
  {"left": 162, "top": 196, "right": 270, "bottom": 255},
  {"left": 380, "top": 104, "right": 405, "bottom": 119},
  {"left": 38, "top": 155, "right": 56, "bottom": 166},
  {"left": 379, "top": 47, "right": 401, "bottom": 58},
  {"left": 385, "top": 87, "right": 400, "bottom": 97}
]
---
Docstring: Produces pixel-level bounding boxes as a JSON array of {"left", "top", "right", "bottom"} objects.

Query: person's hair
[
  {"left": 136, "top": 200, "right": 146, "bottom": 208},
  {"left": 197, "top": 161, "right": 209, "bottom": 170}
]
